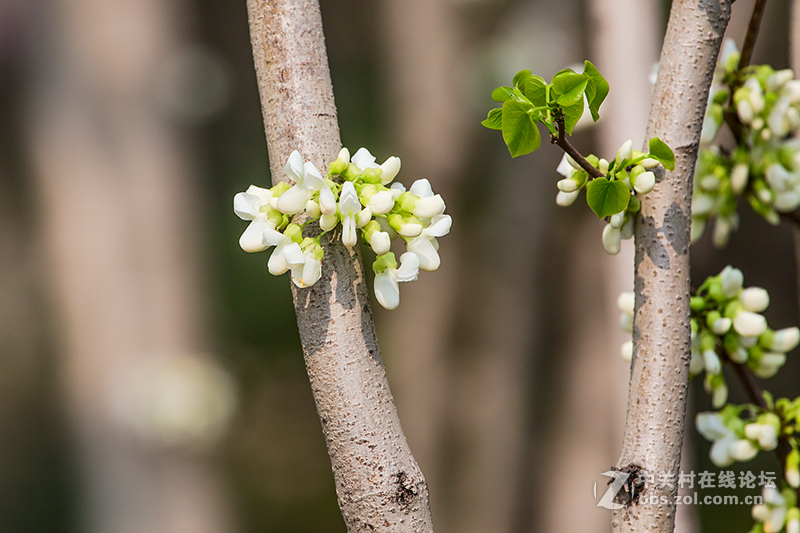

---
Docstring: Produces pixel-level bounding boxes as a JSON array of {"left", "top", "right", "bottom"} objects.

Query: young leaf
[
  {"left": 501, "top": 100, "right": 541, "bottom": 157},
  {"left": 481, "top": 108, "right": 503, "bottom": 130},
  {"left": 491, "top": 86, "right": 516, "bottom": 102},
  {"left": 552, "top": 71, "right": 589, "bottom": 106},
  {"left": 560, "top": 100, "right": 584, "bottom": 135},
  {"left": 648, "top": 137, "right": 676, "bottom": 170},
  {"left": 520, "top": 75, "right": 547, "bottom": 107},
  {"left": 583, "top": 61, "right": 609, "bottom": 121},
  {"left": 586, "top": 178, "right": 631, "bottom": 218},
  {"left": 513, "top": 69, "right": 532, "bottom": 88}
]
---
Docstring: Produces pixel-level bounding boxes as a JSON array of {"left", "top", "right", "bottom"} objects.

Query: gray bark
[
  {"left": 245, "top": 1, "right": 434, "bottom": 531},
  {"left": 613, "top": 1, "right": 731, "bottom": 532}
]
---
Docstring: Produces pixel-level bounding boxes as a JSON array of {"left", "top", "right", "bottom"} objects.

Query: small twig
[
  {"left": 729, "top": 360, "right": 799, "bottom": 497},
  {"left": 550, "top": 114, "right": 604, "bottom": 179},
  {"left": 740, "top": 0, "right": 768, "bottom": 70}
]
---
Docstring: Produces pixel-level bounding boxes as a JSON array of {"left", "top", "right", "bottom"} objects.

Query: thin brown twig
[
  {"left": 550, "top": 114, "right": 604, "bottom": 179},
  {"left": 739, "top": 0, "right": 768, "bottom": 70}
]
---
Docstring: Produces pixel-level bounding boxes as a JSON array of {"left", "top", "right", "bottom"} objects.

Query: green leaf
[
  {"left": 583, "top": 61, "right": 609, "bottom": 122},
  {"left": 586, "top": 178, "right": 631, "bottom": 218},
  {"left": 513, "top": 69, "right": 532, "bottom": 88},
  {"left": 501, "top": 100, "right": 541, "bottom": 157},
  {"left": 560, "top": 100, "right": 584, "bottom": 135},
  {"left": 491, "top": 86, "right": 515, "bottom": 102},
  {"left": 648, "top": 137, "right": 676, "bottom": 170},
  {"left": 552, "top": 71, "right": 589, "bottom": 106},
  {"left": 481, "top": 108, "right": 503, "bottom": 130},
  {"left": 520, "top": 75, "right": 547, "bottom": 107}
]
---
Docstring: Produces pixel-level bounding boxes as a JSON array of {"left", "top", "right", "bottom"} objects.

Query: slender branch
[
  {"left": 729, "top": 361, "right": 799, "bottom": 499},
  {"left": 550, "top": 114, "right": 605, "bottom": 179},
  {"left": 246, "top": 2, "right": 434, "bottom": 531},
  {"left": 613, "top": 2, "right": 732, "bottom": 533},
  {"left": 740, "top": 0, "right": 768, "bottom": 70},
  {"left": 781, "top": 209, "right": 800, "bottom": 227},
  {"left": 731, "top": 362, "right": 768, "bottom": 409}
]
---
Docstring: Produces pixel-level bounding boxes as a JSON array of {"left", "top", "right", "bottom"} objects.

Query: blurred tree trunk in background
[
  {"left": 535, "top": 1, "right": 664, "bottom": 532},
  {"left": 27, "top": 0, "right": 235, "bottom": 532}
]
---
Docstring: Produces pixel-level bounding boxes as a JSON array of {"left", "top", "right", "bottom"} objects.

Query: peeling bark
[
  {"left": 613, "top": 1, "right": 732, "bottom": 532},
  {"left": 245, "top": 1, "right": 434, "bottom": 531}
]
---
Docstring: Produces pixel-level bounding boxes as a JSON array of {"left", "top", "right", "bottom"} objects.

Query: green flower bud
[
  {"left": 361, "top": 168, "right": 383, "bottom": 184},
  {"left": 691, "top": 296, "right": 706, "bottom": 312},
  {"left": 329, "top": 160, "right": 347, "bottom": 176},
  {"left": 284, "top": 223, "right": 303, "bottom": 243},
  {"left": 373, "top": 252, "right": 398, "bottom": 274},
  {"left": 271, "top": 181, "right": 291, "bottom": 196}
]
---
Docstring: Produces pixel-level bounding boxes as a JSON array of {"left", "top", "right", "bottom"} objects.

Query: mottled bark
[
  {"left": 613, "top": 1, "right": 731, "bottom": 532},
  {"left": 245, "top": 1, "right": 434, "bottom": 531}
]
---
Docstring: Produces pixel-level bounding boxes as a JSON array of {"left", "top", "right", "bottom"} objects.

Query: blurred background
[{"left": 0, "top": 0, "right": 796, "bottom": 532}]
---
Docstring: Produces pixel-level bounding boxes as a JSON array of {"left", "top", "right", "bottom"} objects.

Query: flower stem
[{"left": 740, "top": 0, "right": 768, "bottom": 70}]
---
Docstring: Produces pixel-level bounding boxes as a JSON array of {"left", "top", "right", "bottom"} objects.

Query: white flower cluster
[
  {"left": 694, "top": 40, "right": 800, "bottom": 246},
  {"left": 234, "top": 148, "right": 451, "bottom": 310},
  {"left": 617, "top": 266, "right": 800, "bottom": 408},
  {"left": 555, "top": 140, "right": 658, "bottom": 255},
  {"left": 690, "top": 266, "right": 799, "bottom": 408},
  {"left": 751, "top": 486, "right": 800, "bottom": 533},
  {"left": 696, "top": 407, "right": 779, "bottom": 467}
]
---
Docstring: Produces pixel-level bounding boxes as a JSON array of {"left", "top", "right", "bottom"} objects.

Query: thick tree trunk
[
  {"left": 613, "top": 1, "right": 731, "bottom": 532},
  {"left": 245, "top": 1, "right": 434, "bottom": 531}
]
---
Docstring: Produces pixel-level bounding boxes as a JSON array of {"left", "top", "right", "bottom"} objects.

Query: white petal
[
  {"left": 342, "top": 216, "right": 357, "bottom": 247},
  {"left": 380, "top": 156, "right": 401, "bottom": 184},
  {"left": 409, "top": 178, "right": 434, "bottom": 198},
  {"left": 556, "top": 190, "right": 579, "bottom": 206},
  {"left": 556, "top": 153, "right": 574, "bottom": 178},
  {"left": 276, "top": 184, "right": 311, "bottom": 214},
  {"left": 319, "top": 185, "right": 337, "bottom": 216},
  {"left": 621, "top": 340, "right": 633, "bottom": 362},
  {"left": 739, "top": 287, "right": 770, "bottom": 312},
  {"left": 282, "top": 242, "right": 305, "bottom": 266},
  {"left": 239, "top": 217, "right": 271, "bottom": 252},
  {"left": 352, "top": 147, "right": 377, "bottom": 169},
  {"left": 356, "top": 207, "right": 372, "bottom": 228},
  {"left": 771, "top": 327, "right": 800, "bottom": 352},
  {"left": 712, "top": 317, "right": 732, "bottom": 335},
  {"left": 720, "top": 266, "right": 744, "bottom": 298},
  {"left": 759, "top": 424, "right": 778, "bottom": 450},
  {"left": 602, "top": 224, "right": 622, "bottom": 255},
  {"left": 390, "top": 182, "right": 406, "bottom": 194},
  {"left": 412, "top": 194, "right": 445, "bottom": 218},
  {"left": 285, "top": 150, "right": 305, "bottom": 183},
  {"left": 370, "top": 231, "right": 391, "bottom": 255},
  {"left": 425, "top": 214, "right": 452, "bottom": 238},
  {"left": 268, "top": 242, "right": 289, "bottom": 275},
  {"left": 617, "top": 292, "right": 635, "bottom": 314},
  {"left": 733, "top": 310, "right": 768, "bottom": 337},
  {"left": 398, "top": 222, "right": 423, "bottom": 238},
  {"left": 730, "top": 439, "right": 759, "bottom": 461},
  {"left": 337, "top": 147, "right": 350, "bottom": 164},
  {"left": 245, "top": 185, "right": 273, "bottom": 204},
  {"left": 703, "top": 349, "right": 721, "bottom": 375},
  {"left": 731, "top": 163, "right": 750, "bottom": 194},
  {"left": 263, "top": 227, "right": 289, "bottom": 247},
  {"left": 696, "top": 412, "right": 730, "bottom": 440},
  {"left": 634, "top": 171, "right": 656, "bottom": 194},
  {"left": 302, "top": 162, "right": 324, "bottom": 191},
  {"left": 320, "top": 214, "right": 338, "bottom": 231},
  {"left": 396, "top": 252, "right": 420, "bottom": 282},
  {"left": 407, "top": 236, "right": 440, "bottom": 271},
  {"left": 374, "top": 271, "right": 400, "bottom": 310},
  {"left": 234, "top": 192, "right": 262, "bottom": 220},
  {"left": 617, "top": 139, "right": 633, "bottom": 162},
  {"left": 305, "top": 199, "right": 320, "bottom": 219},
  {"left": 339, "top": 182, "right": 362, "bottom": 216},
  {"left": 297, "top": 257, "right": 321, "bottom": 287},
  {"left": 368, "top": 190, "right": 395, "bottom": 215},
  {"left": 710, "top": 434, "right": 736, "bottom": 467}
]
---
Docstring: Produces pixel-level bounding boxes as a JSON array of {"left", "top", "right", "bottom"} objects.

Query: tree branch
[
  {"left": 551, "top": 114, "right": 605, "bottom": 179},
  {"left": 740, "top": 0, "right": 768, "bottom": 70},
  {"left": 245, "top": 2, "right": 434, "bottom": 531},
  {"left": 613, "top": 2, "right": 732, "bottom": 533}
]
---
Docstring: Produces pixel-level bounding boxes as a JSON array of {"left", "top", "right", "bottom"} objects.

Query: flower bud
[
  {"left": 320, "top": 214, "right": 338, "bottom": 231},
  {"left": 602, "top": 224, "right": 621, "bottom": 255},
  {"left": 380, "top": 156, "right": 401, "bottom": 184},
  {"left": 621, "top": 340, "right": 633, "bottom": 362},
  {"left": 720, "top": 266, "right": 744, "bottom": 298},
  {"left": 556, "top": 190, "right": 579, "bottom": 206},
  {"left": 557, "top": 179, "right": 579, "bottom": 193},
  {"left": 770, "top": 327, "right": 800, "bottom": 352},
  {"left": 731, "top": 163, "right": 750, "bottom": 194},
  {"left": 733, "top": 310, "right": 768, "bottom": 337},
  {"left": 617, "top": 140, "right": 633, "bottom": 163},
  {"left": 633, "top": 171, "right": 656, "bottom": 194},
  {"left": 610, "top": 212, "right": 626, "bottom": 229},
  {"left": 729, "top": 346, "right": 749, "bottom": 364},
  {"left": 413, "top": 194, "right": 446, "bottom": 218},
  {"left": 617, "top": 292, "right": 635, "bottom": 314},
  {"left": 740, "top": 287, "right": 770, "bottom": 312},
  {"left": 620, "top": 312, "right": 633, "bottom": 333},
  {"left": 712, "top": 317, "right": 732, "bottom": 335},
  {"left": 367, "top": 190, "right": 395, "bottom": 215},
  {"left": 730, "top": 439, "right": 759, "bottom": 461},
  {"left": 370, "top": 231, "right": 391, "bottom": 255},
  {"left": 703, "top": 349, "right": 722, "bottom": 375}
]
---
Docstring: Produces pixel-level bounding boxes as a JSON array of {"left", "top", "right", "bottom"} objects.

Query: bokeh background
[{"left": 0, "top": 0, "right": 797, "bottom": 532}]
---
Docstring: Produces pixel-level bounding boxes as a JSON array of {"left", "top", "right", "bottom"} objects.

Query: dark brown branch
[
  {"left": 740, "top": 0, "right": 768, "bottom": 70},
  {"left": 550, "top": 114, "right": 605, "bottom": 179},
  {"left": 781, "top": 209, "right": 800, "bottom": 227}
]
